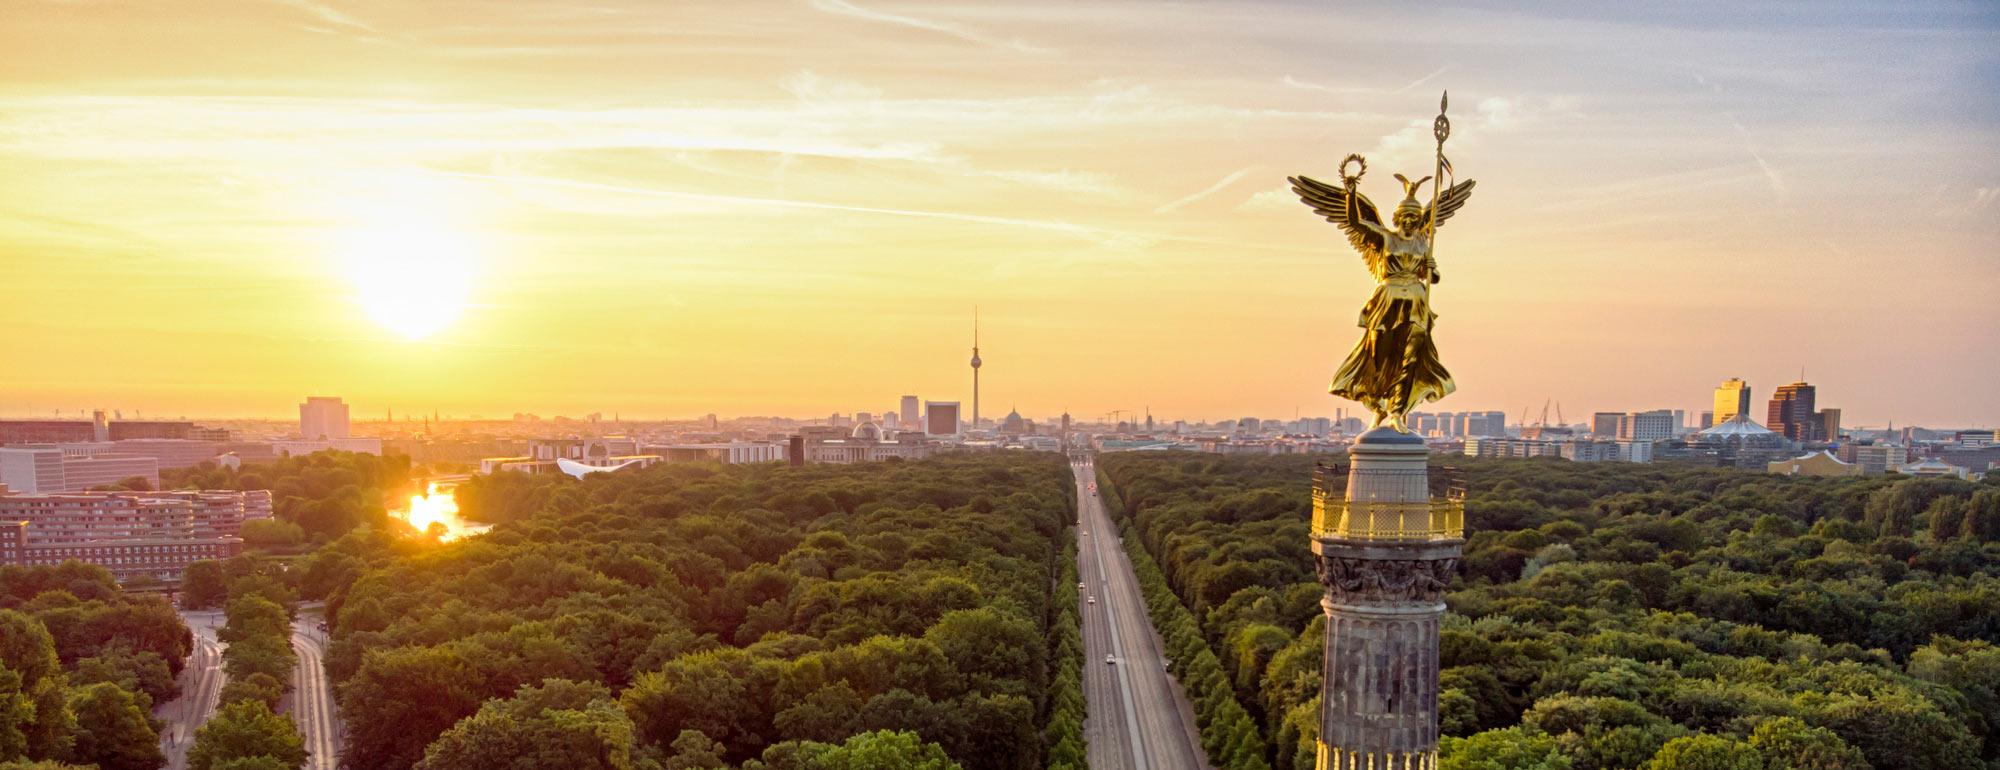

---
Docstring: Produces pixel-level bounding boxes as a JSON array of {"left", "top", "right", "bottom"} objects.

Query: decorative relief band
[{"left": 1315, "top": 554, "right": 1458, "bottom": 603}]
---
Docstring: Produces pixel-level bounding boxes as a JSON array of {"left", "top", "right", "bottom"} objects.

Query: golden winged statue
[{"left": 1289, "top": 161, "right": 1475, "bottom": 434}]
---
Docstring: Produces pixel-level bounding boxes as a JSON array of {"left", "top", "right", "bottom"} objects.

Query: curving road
[
  {"left": 286, "top": 610, "right": 344, "bottom": 769},
  {"left": 1072, "top": 456, "right": 1212, "bottom": 770},
  {"left": 154, "top": 609, "right": 226, "bottom": 770}
]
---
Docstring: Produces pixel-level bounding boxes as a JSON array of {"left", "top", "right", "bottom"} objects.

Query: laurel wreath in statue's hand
[{"left": 1340, "top": 154, "right": 1367, "bottom": 192}]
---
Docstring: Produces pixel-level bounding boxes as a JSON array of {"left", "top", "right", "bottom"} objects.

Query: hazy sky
[{"left": 2, "top": 1, "right": 1995, "bottom": 426}]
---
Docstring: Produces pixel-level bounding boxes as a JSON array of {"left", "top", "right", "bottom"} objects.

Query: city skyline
[{"left": 3, "top": 2, "right": 1995, "bottom": 426}]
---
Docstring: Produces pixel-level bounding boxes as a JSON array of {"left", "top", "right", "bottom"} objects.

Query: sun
[{"left": 339, "top": 213, "right": 477, "bottom": 340}]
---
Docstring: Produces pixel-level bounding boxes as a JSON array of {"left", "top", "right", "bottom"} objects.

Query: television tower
[{"left": 969, "top": 307, "right": 982, "bottom": 432}]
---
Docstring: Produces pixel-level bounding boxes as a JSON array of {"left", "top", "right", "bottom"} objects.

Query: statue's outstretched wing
[
  {"left": 1424, "top": 178, "right": 1476, "bottom": 231},
  {"left": 1289, "top": 174, "right": 1386, "bottom": 272}
]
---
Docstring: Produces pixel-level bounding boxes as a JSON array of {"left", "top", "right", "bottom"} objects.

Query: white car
[
  {"left": 1077, "top": 582, "right": 1086, "bottom": 589},
  {"left": 1105, "top": 655, "right": 1116, "bottom": 665},
  {"left": 1087, "top": 596, "right": 1096, "bottom": 604}
]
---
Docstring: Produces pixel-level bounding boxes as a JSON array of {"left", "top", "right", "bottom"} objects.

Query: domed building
[
  {"left": 1000, "top": 408, "right": 1028, "bottom": 436},
  {"left": 851, "top": 421, "right": 884, "bottom": 442},
  {"left": 1657, "top": 413, "right": 1791, "bottom": 468}
]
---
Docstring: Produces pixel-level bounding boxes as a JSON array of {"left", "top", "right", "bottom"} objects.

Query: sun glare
[
  {"left": 340, "top": 214, "right": 477, "bottom": 340},
  {"left": 390, "top": 483, "right": 488, "bottom": 542}
]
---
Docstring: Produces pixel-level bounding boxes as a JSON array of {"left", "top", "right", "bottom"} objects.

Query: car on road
[
  {"left": 1077, "top": 581, "right": 1086, "bottom": 589},
  {"left": 1087, "top": 596, "right": 1096, "bottom": 604},
  {"left": 1105, "top": 655, "right": 1116, "bottom": 665}
]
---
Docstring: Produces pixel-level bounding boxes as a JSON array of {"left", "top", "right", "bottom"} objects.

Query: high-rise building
[
  {"left": 900, "top": 395, "right": 920, "bottom": 428},
  {"left": 1591, "top": 412, "right": 1623, "bottom": 438},
  {"left": 1464, "top": 411, "right": 1507, "bottom": 438},
  {"left": 1818, "top": 408, "right": 1842, "bottom": 442},
  {"left": 925, "top": 401, "right": 961, "bottom": 437},
  {"left": 1699, "top": 411, "right": 1715, "bottom": 430},
  {"left": 299, "top": 396, "right": 351, "bottom": 440},
  {"left": 1767, "top": 382, "right": 1818, "bottom": 442},
  {"left": 1714, "top": 378, "right": 1751, "bottom": 425},
  {"left": 969, "top": 310, "right": 982, "bottom": 431}
]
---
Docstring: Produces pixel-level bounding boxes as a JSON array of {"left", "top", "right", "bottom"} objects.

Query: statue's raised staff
[{"left": 1288, "top": 92, "right": 1475, "bottom": 434}]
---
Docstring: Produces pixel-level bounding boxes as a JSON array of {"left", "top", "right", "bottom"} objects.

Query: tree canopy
[
  {"left": 325, "top": 453, "right": 1076, "bottom": 770},
  {"left": 1094, "top": 452, "right": 2000, "bottom": 770}
]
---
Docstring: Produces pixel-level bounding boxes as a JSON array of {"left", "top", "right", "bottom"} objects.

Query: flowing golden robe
[{"left": 1330, "top": 229, "right": 1454, "bottom": 428}]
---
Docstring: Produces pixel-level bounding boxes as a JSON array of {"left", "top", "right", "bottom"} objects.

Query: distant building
[
  {"left": 1769, "top": 451, "right": 1860, "bottom": 477},
  {"left": 1714, "top": 378, "right": 1752, "bottom": 425},
  {"left": 1464, "top": 437, "right": 1560, "bottom": 459},
  {"left": 925, "top": 401, "right": 961, "bottom": 437},
  {"left": 647, "top": 442, "right": 785, "bottom": 464},
  {"left": 0, "top": 449, "right": 65, "bottom": 493},
  {"left": 270, "top": 438, "right": 382, "bottom": 457},
  {"left": 1617, "top": 440, "right": 1655, "bottom": 463},
  {"left": 1766, "top": 382, "right": 1818, "bottom": 442},
  {"left": 1674, "top": 413, "right": 1791, "bottom": 468},
  {"left": 0, "top": 448, "right": 159, "bottom": 493},
  {"left": 68, "top": 439, "right": 225, "bottom": 471},
  {"left": 1000, "top": 408, "right": 1028, "bottom": 436},
  {"left": 1818, "top": 408, "right": 1842, "bottom": 441},
  {"left": 1464, "top": 411, "right": 1507, "bottom": 438},
  {"left": 107, "top": 421, "right": 195, "bottom": 441},
  {"left": 1699, "top": 411, "right": 1715, "bottom": 430},
  {"left": 1839, "top": 443, "right": 1908, "bottom": 475},
  {"left": 479, "top": 437, "right": 658, "bottom": 474},
  {"left": 900, "top": 396, "right": 921, "bottom": 428},
  {"left": 1899, "top": 458, "right": 1970, "bottom": 479},
  {"left": 1619, "top": 410, "right": 1676, "bottom": 442},
  {"left": 0, "top": 489, "right": 267, "bottom": 580},
  {"left": 1953, "top": 430, "right": 1994, "bottom": 448},
  {"left": 0, "top": 421, "right": 97, "bottom": 445},
  {"left": 1560, "top": 441, "right": 1620, "bottom": 462},
  {"left": 1591, "top": 412, "right": 1622, "bottom": 438},
  {"left": 299, "top": 396, "right": 351, "bottom": 440}
]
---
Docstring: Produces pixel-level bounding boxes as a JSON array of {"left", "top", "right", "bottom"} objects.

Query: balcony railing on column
[{"left": 1311, "top": 461, "right": 1465, "bottom": 541}]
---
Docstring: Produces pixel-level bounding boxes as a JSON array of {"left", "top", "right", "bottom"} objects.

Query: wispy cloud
[
  {"left": 268, "top": 0, "right": 377, "bottom": 34},
  {"left": 1282, "top": 67, "right": 1448, "bottom": 97},
  {"left": 445, "top": 169, "right": 1138, "bottom": 242},
  {"left": 807, "top": 0, "right": 1047, "bottom": 53},
  {"left": 1726, "top": 113, "right": 1788, "bottom": 201},
  {"left": 1154, "top": 168, "right": 1253, "bottom": 214}
]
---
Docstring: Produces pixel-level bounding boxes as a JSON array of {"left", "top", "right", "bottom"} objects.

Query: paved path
[
  {"left": 284, "top": 614, "right": 343, "bottom": 770},
  {"left": 154, "top": 609, "right": 225, "bottom": 770},
  {"left": 1073, "top": 457, "right": 1212, "bottom": 770}
]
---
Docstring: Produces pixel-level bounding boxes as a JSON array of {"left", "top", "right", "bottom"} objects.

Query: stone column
[{"left": 1313, "top": 430, "right": 1462, "bottom": 770}]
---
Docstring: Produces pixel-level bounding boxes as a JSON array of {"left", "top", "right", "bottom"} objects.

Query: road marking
[{"left": 1080, "top": 466, "right": 1149, "bottom": 770}]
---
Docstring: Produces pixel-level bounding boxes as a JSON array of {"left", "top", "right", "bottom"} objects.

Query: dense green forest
[
  {"left": 307, "top": 453, "right": 1078, "bottom": 770},
  {"left": 0, "top": 563, "right": 189, "bottom": 770},
  {"left": 1095, "top": 452, "right": 2000, "bottom": 770}
]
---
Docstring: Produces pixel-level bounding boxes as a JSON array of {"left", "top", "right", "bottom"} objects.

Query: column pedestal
[{"left": 1312, "top": 429, "right": 1462, "bottom": 770}]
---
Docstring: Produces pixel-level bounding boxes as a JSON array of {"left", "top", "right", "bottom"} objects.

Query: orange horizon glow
[{"left": 0, "top": 2, "right": 1994, "bottom": 427}]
